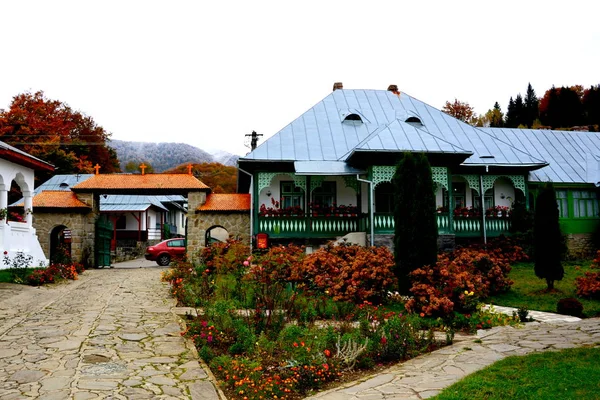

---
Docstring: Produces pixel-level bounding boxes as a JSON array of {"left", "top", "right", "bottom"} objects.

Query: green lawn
[
  {"left": 487, "top": 261, "right": 600, "bottom": 317},
  {"left": 433, "top": 347, "right": 600, "bottom": 400},
  {"left": 0, "top": 269, "right": 15, "bottom": 283}
]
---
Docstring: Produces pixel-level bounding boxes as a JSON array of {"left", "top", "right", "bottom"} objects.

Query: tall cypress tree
[
  {"left": 393, "top": 152, "right": 438, "bottom": 294},
  {"left": 534, "top": 182, "right": 564, "bottom": 290}
]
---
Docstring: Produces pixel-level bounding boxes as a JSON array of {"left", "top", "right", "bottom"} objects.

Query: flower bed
[{"left": 163, "top": 240, "right": 524, "bottom": 399}]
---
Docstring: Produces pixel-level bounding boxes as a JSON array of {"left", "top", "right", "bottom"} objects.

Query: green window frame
[
  {"left": 556, "top": 190, "right": 569, "bottom": 218},
  {"left": 573, "top": 190, "right": 599, "bottom": 218},
  {"left": 312, "top": 181, "right": 336, "bottom": 207},
  {"left": 280, "top": 181, "right": 304, "bottom": 209},
  {"left": 375, "top": 182, "right": 394, "bottom": 213},
  {"left": 473, "top": 188, "right": 494, "bottom": 211}
]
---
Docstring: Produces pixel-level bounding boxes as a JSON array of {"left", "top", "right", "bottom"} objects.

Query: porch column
[
  {"left": 23, "top": 190, "right": 33, "bottom": 227},
  {"left": 0, "top": 186, "right": 7, "bottom": 223}
]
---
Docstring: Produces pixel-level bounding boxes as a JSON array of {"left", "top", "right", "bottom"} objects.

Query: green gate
[{"left": 95, "top": 215, "right": 113, "bottom": 268}]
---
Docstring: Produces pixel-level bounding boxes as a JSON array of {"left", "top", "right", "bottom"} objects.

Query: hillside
[{"left": 109, "top": 140, "right": 239, "bottom": 172}]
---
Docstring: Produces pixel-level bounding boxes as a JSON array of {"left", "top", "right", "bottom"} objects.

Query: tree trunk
[{"left": 546, "top": 278, "right": 555, "bottom": 290}]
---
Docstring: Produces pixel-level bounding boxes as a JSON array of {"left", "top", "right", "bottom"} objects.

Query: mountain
[{"left": 108, "top": 140, "right": 239, "bottom": 172}]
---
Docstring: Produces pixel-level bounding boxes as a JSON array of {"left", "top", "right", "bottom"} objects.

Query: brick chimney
[
  {"left": 333, "top": 82, "right": 343, "bottom": 91},
  {"left": 387, "top": 84, "right": 400, "bottom": 95}
]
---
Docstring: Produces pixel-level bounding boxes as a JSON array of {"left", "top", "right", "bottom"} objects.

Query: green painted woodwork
[{"left": 95, "top": 215, "right": 112, "bottom": 268}]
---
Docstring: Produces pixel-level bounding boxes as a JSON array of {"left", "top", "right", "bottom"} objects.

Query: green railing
[
  {"left": 257, "top": 215, "right": 367, "bottom": 238},
  {"left": 257, "top": 213, "right": 511, "bottom": 238}
]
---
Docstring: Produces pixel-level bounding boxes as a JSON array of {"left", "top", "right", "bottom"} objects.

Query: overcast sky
[{"left": 1, "top": 1, "right": 599, "bottom": 157}]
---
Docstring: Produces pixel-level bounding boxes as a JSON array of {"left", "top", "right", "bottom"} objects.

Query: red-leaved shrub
[
  {"left": 290, "top": 243, "right": 396, "bottom": 303},
  {"left": 406, "top": 246, "right": 515, "bottom": 317},
  {"left": 576, "top": 251, "right": 600, "bottom": 299},
  {"left": 200, "top": 239, "right": 250, "bottom": 275}
]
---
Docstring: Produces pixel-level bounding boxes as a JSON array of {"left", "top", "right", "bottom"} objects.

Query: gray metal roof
[
  {"left": 240, "top": 89, "right": 547, "bottom": 170},
  {"left": 294, "top": 161, "right": 365, "bottom": 175},
  {"left": 101, "top": 195, "right": 168, "bottom": 212},
  {"left": 33, "top": 174, "right": 94, "bottom": 195},
  {"left": 482, "top": 128, "right": 600, "bottom": 184},
  {"left": 0, "top": 140, "right": 54, "bottom": 168}
]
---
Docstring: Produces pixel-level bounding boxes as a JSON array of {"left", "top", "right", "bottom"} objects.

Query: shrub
[
  {"left": 406, "top": 247, "right": 514, "bottom": 317},
  {"left": 291, "top": 243, "right": 396, "bottom": 303},
  {"left": 3, "top": 251, "right": 33, "bottom": 283},
  {"left": 27, "top": 269, "right": 52, "bottom": 286},
  {"left": 199, "top": 239, "right": 250, "bottom": 276},
  {"left": 576, "top": 251, "right": 600, "bottom": 299},
  {"left": 557, "top": 297, "right": 584, "bottom": 317}
]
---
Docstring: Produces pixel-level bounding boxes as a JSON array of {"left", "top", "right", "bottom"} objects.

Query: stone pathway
[
  {"left": 307, "top": 316, "right": 600, "bottom": 399},
  {"left": 0, "top": 259, "right": 221, "bottom": 399}
]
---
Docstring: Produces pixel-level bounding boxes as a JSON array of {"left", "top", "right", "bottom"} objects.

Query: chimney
[
  {"left": 387, "top": 84, "right": 400, "bottom": 95},
  {"left": 333, "top": 82, "right": 343, "bottom": 91}
]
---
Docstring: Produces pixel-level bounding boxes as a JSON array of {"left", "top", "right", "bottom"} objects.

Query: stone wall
[
  {"left": 185, "top": 191, "right": 207, "bottom": 262},
  {"left": 565, "top": 233, "right": 596, "bottom": 259},
  {"left": 371, "top": 233, "right": 455, "bottom": 253},
  {"left": 189, "top": 211, "right": 251, "bottom": 262},
  {"left": 32, "top": 211, "right": 96, "bottom": 267}
]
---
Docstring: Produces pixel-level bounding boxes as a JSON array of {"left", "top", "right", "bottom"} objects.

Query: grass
[
  {"left": 487, "top": 261, "right": 600, "bottom": 317},
  {"left": 433, "top": 347, "right": 600, "bottom": 400},
  {"left": 0, "top": 268, "right": 38, "bottom": 283}
]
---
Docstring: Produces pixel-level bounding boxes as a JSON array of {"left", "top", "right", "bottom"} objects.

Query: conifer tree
[
  {"left": 506, "top": 97, "right": 517, "bottom": 127},
  {"left": 534, "top": 182, "right": 564, "bottom": 290},
  {"left": 393, "top": 152, "right": 438, "bottom": 294},
  {"left": 524, "top": 83, "right": 539, "bottom": 128}
]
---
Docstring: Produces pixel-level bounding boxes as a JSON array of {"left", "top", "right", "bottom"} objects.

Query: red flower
[{"left": 380, "top": 336, "right": 387, "bottom": 345}]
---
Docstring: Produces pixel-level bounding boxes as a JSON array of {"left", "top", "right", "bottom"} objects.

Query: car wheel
[{"left": 157, "top": 254, "right": 171, "bottom": 266}]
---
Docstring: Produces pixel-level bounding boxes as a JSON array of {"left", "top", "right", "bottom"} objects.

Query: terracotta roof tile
[
  {"left": 31, "top": 191, "right": 91, "bottom": 209},
  {"left": 71, "top": 174, "right": 210, "bottom": 191},
  {"left": 199, "top": 194, "right": 250, "bottom": 212}
]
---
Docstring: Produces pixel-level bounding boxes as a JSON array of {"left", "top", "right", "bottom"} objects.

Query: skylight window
[
  {"left": 405, "top": 116, "right": 423, "bottom": 127},
  {"left": 343, "top": 113, "right": 363, "bottom": 122}
]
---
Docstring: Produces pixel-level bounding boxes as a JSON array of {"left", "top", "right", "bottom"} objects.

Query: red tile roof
[
  {"left": 71, "top": 174, "right": 210, "bottom": 191},
  {"left": 28, "top": 191, "right": 91, "bottom": 209},
  {"left": 199, "top": 194, "right": 250, "bottom": 212}
]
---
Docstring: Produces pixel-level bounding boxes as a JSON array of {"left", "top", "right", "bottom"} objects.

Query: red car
[{"left": 145, "top": 238, "right": 186, "bottom": 266}]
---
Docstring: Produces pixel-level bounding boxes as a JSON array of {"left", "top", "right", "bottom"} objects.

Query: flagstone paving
[
  {"left": 307, "top": 316, "right": 600, "bottom": 399},
  {"left": 0, "top": 259, "right": 221, "bottom": 400}
]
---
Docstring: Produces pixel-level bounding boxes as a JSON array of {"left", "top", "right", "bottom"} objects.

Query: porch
[{"left": 257, "top": 212, "right": 511, "bottom": 238}]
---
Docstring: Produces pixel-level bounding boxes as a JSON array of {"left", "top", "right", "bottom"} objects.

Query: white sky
[{"left": 1, "top": 0, "right": 599, "bottom": 157}]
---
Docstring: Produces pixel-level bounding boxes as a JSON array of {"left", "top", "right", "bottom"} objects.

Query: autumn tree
[
  {"left": 540, "top": 86, "right": 585, "bottom": 128},
  {"left": 393, "top": 152, "right": 438, "bottom": 294},
  {"left": 534, "top": 182, "right": 564, "bottom": 290},
  {"left": 166, "top": 162, "right": 237, "bottom": 193},
  {"left": 0, "top": 91, "right": 120, "bottom": 182},
  {"left": 442, "top": 99, "right": 476, "bottom": 123}
]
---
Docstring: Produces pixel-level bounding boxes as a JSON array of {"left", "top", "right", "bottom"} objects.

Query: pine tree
[
  {"left": 524, "top": 83, "right": 539, "bottom": 128},
  {"left": 505, "top": 97, "right": 517, "bottom": 127},
  {"left": 490, "top": 102, "right": 504, "bottom": 127},
  {"left": 533, "top": 182, "right": 564, "bottom": 290},
  {"left": 514, "top": 94, "right": 526, "bottom": 127},
  {"left": 393, "top": 152, "right": 438, "bottom": 294},
  {"left": 583, "top": 85, "right": 600, "bottom": 126}
]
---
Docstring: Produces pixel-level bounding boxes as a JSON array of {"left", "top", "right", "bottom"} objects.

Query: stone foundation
[
  {"left": 565, "top": 233, "right": 596, "bottom": 259},
  {"left": 371, "top": 234, "right": 455, "bottom": 253}
]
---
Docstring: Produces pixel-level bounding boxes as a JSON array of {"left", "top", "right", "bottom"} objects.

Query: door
[{"left": 95, "top": 215, "right": 113, "bottom": 268}]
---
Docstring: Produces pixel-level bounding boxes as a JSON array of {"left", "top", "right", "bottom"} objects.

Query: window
[
  {"left": 167, "top": 239, "right": 185, "bottom": 247},
  {"left": 556, "top": 190, "right": 569, "bottom": 218},
  {"left": 312, "top": 181, "right": 336, "bottom": 208},
  {"left": 573, "top": 190, "right": 599, "bottom": 218},
  {"left": 375, "top": 182, "right": 394, "bottom": 213},
  {"left": 473, "top": 189, "right": 494, "bottom": 211},
  {"left": 405, "top": 116, "right": 423, "bottom": 127},
  {"left": 452, "top": 182, "right": 466, "bottom": 209},
  {"left": 344, "top": 113, "right": 362, "bottom": 121},
  {"left": 280, "top": 182, "right": 304, "bottom": 209},
  {"left": 116, "top": 215, "right": 126, "bottom": 229}
]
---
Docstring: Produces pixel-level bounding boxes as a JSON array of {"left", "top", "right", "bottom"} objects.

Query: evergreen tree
[
  {"left": 582, "top": 84, "right": 600, "bottom": 126},
  {"left": 557, "top": 86, "right": 584, "bottom": 127},
  {"left": 514, "top": 94, "right": 526, "bottom": 127},
  {"left": 393, "top": 152, "right": 438, "bottom": 294},
  {"left": 524, "top": 83, "right": 539, "bottom": 128},
  {"left": 489, "top": 102, "right": 504, "bottom": 127},
  {"left": 533, "top": 182, "right": 564, "bottom": 290},
  {"left": 540, "top": 86, "right": 560, "bottom": 128},
  {"left": 505, "top": 97, "right": 517, "bottom": 127}
]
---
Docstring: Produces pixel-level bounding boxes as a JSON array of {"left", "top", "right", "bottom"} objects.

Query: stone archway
[
  {"left": 205, "top": 225, "right": 230, "bottom": 246},
  {"left": 50, "top": 225, "right": 71, "bottom": 263},
  {"left": 196, "top": 212, "right": 250, "bottom": 247}
]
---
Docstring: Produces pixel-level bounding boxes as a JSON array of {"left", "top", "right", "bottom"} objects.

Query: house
[
  {"left": 0, "top": 140, "right": 54, "bottom": 268},
  {"left": 237, "top": 83, "right": 600, "bottom": 255}
]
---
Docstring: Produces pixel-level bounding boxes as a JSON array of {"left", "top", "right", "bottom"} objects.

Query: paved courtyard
[{"left": 0, "top": 259, "right": 220, "bottom": 400}]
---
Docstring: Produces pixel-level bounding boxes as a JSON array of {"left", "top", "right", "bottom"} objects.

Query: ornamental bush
[
  {"left": 290, "top": 243, "right": 396, "bottom": 304},
  {"left": 575, "top": 251, "right": 600, "bottom": 299},
  {"left": 406, "top": 246, "right": 515, "bottom": 317},
  {"left": 557, "top": 297, "right": 584, "bottom": 317}
]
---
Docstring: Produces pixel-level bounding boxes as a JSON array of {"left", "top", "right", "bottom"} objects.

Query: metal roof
[
  {"left": 101, "top": 195, "right": 168, "bottom": 212},
  {"left": 482, "top": 128, "right": 600, "bottom": 184},
  {"left": 240, "top": 89, "right": 547, "bottom": 171},
  {"left": 33, "top": 174, "right": 94, "bottom": 195},
  {"left": 294, "top": 161, "right": 365, "bottom": 175}
]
